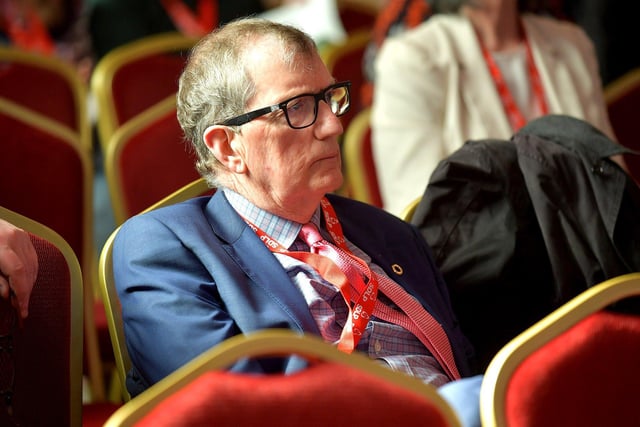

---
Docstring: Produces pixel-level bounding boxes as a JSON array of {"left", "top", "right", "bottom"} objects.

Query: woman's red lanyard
[
  {"left": 1, "top": 2, "right": 55, "bottom": 55},
  {"left": 479, "top": 22, "right": 548, "bottom": 131},
  {"left": 160, "top": 0, "right": 217, "bottom": 37},
  {"left": 242, "top": 197, "right": 378, "bottom": 353}
]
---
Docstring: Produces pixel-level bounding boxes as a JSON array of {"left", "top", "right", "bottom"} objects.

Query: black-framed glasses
[{"left": 219, "top": 81, "right": 351, "bottom": 129}]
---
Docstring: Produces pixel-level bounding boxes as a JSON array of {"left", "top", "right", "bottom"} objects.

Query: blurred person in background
[
  {"left": 1, "top": 0, "right": 94, "bottom": 81},
  {"left": 87, "top": 0, "right": 292, "bottom": 60},
  {"left": 371, "top": 0, "right": 615, "bottom": 216}
]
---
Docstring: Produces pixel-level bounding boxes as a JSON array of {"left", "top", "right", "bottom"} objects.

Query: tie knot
[{"left": 299, "top": 223, "right": 324, "bottom": 247}]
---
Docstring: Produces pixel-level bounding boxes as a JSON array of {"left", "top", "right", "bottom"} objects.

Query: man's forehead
[
  {"left": 244, "top": 39, "right": 282, "bottom": 67},
  {"left": 246, "top": 41, "right": 318, "bottom": 80},
  {"left": 245, "top": 35, "right": 306, "bottom": 68}
]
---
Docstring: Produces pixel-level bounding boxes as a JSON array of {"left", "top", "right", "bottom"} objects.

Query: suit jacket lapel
[
  {"left": 204, "top": 191, "right": 320, "bottom": 334},
  {"left": 328, "top": 195, "right": 444, "bottom": 321}
]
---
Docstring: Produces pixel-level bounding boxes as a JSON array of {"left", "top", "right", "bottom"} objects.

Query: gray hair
[{"left": 176, "top": 18, "right": 318, "bottom": 187}]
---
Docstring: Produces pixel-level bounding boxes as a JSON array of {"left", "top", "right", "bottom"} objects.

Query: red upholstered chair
[
  {"left": 90, "top": 33, "right": 195, "bottom": 394},
  {"left": 341, "top": 107, "right": 383, "bottom": 208},
  {"left": 605, "top": 67, "right": 640, "bottom": 185},
  {"left": 0, "top": 98, "right": 107, "bottom": 401},
  {"left": 91, "top": 32, "right": 197, "bottom": 151},
  {"left": 338, "top": 0, "right": 378, "bottom": 33},
  {"left": 0, "top": 46, "right": 91, "bottom": 151},
  {"left": 0, "top": 206, "right": 83, "bottom": 427},
  {"left": 103, "top": 329, "right": 461, "bottom": 427},
  {"left": 321, "top": 29, "right": 371, "bottom": 133},
  {"left": 0, "top": 99, "right": 92, "bottom": 266},
  {"left": 480, "top": 273, "right": 640, "bottom": 427},
  {"left": 99, "top": 178, "right": 214, "bottom": 402},
  {"left": 103, "top": 95, "right": 202, "bottom": 225}
]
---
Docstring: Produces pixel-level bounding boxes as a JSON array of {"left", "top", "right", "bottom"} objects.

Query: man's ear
[{"left": 203, "top": 125, "right": 246, "bottom": 173}]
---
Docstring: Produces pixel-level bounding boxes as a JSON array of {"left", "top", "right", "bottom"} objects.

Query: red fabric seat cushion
[
  {"left": 135, "top": 362, "right": 451, "bottom": 427},
  {"left": 505, "top": 311, "right": 640, "bottom": 427}
]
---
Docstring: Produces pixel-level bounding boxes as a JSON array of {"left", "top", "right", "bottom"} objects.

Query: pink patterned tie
[
  {"left": 298, "top": 223, "right": 460, "bottom": 380},
  {"left": 299, "top": 223, "right": 368, "bottom": 294}
]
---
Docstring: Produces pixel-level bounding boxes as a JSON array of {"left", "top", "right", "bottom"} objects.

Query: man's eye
[{"left": 287, "top": 98, "right": 308, "bottom": 114}]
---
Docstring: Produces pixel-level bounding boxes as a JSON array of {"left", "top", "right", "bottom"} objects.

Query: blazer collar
[{"left": 203, "top": 190, "right": 320, "bottom": 333}]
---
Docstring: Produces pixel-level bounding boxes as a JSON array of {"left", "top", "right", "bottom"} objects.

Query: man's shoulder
[
  {"left": 327, "top": 193, "right": 392, "bottom": 216},
  {"left": 327, "top": 194, "right": 411, "bottom": 233},
  {"left": 118, "top": 196, "right": 213, "bottom": 238},
  {"left": 134, "top": 196, "right": 210, "bottom": 220},
  {"left": 522, "top": 13, "right": 591, "bottom": 46},
  {"left": 407, "top": 13, "right": 470, "bottom": 40}
]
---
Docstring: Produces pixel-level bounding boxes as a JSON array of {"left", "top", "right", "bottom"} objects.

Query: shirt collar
[{"left": 222, "top": 187, "right": 322, "bottom": 249}]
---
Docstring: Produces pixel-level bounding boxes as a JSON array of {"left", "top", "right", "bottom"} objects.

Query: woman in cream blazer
[{"left": 372, "top": 4, "right": 614, "bottom": 216}]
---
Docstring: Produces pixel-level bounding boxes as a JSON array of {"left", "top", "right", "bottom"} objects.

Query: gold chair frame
[
  {"left": 0, "top": 206, "right": 84, "bottom": 426},
  {"left": 98, "top": 177, "right": 212, "bottom": 402},
  {"left": 0, "top": 45, "right": 92, "bottom": 152},
  {"left": 604, "top": 67, "right": 640, "bottom": 105},
  {"left": 341, "top": 107, "right": 382, "bottom": 206},
  {"left": 320, "top": 29, "right": 371, "bottom": 72},
  {"left": 480, "top": 272, "right": 640, "bottom": 427},
  {"left": 104, "top": 329, "right": 461, "bottom": 427},
  {"left": 0, "top": 97, "right": 104, "bottom": 400},
  {"left": 400, "top": 196, "right": 422, "bottom": 223},
  {"left": 91, "top": 32, "right": 197, "bottom": 152},
  {"left": 103, "top": 94, "right": 184, "bottom": 225},
  {"left": 320, "top": 29, "right": 371, "bottom": 132}
]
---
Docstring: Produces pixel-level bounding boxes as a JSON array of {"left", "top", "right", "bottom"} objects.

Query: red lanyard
[
  {"left": 479, "top": 22, "right": 548, "bottom": 131},
  {"left": 160, "top": 0, "right": 217, "bottom": 37},
  {"left": 243, "top": 197, "right": 378, "bottom": 352},
  {"left": 1, "top": 2, "right": 55, "bottom": 55}
]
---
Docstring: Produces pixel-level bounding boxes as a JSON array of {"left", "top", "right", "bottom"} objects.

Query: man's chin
[{"left": 311, "top": 171, "right": 343, "bottom": 195}]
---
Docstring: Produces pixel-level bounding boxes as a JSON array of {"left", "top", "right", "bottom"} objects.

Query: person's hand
[{"left": 0, "top": 219, "right": 38, "bottom": 319}]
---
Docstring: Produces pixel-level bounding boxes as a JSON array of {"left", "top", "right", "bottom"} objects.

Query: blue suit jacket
[{"left": 113, "top": 191, "right": 476, "bottom": 396}]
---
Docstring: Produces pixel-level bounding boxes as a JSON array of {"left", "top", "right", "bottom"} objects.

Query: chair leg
[{"left": 84, "top": 281, "right": 106, "bottom": 402}]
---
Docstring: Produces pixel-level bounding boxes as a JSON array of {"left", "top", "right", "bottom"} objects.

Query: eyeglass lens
[{"left": 284, "top": 85, "right": 349, "bottom": 128}]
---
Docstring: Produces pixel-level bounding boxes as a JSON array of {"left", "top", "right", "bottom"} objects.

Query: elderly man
[{"left": 113, "top": 17, "right": 481, "bottom": 424}]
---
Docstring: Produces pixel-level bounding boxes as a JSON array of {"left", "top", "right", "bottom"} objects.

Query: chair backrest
[
  {"left": 341, "top": 107, "right": 383, "bottom": 207},
  {"left": 0, "top": 98, "right": 93, "bottom": 263},
  {"left": 321, "top": 29, "right": 371, "bottom": 132},
  {"left": 0, "top": 49, "right": 93, "bottom": 265},
  {"left": 337, "top": 0, "right": 378, "bottom": 33},
  {"left": 0, "top": 206, "right": 83, "bottom": 427},
  {"left": 143, "top": 177, "right": 214, "bottom": 212},
  {"left": 604, "top": 67, "right": 640, "bottom": 185},
  {"left": 0, "top": 45, "right": 91, "bottom": 151},
  {"left": 480, "top": 272, "right": 640, "bottom": 427},
  {"left": 98, "top": 178, "right": 214, "bottom": 402},
  {"left": 0, "top": 96, "right": 105, "bottom": 400},
  {"left": 103, "top": 329, "right": 461, "bottom": 427},
  {"left": 103, "top": 95, "right": 202, "bottom": 225},
  {"left": 400, "top": 196, "right": 422, "bottom": 222},
  {"left": 91, "top": 32, "right": 197, "bottom": 150},
  {"left": 98, "top": 227, "right": 132, "bottom": 403}
]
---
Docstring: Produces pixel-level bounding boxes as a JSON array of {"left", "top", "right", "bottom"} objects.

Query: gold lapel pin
[{"left": 391, "top": 264, "right": 404, "bottom": 275}]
